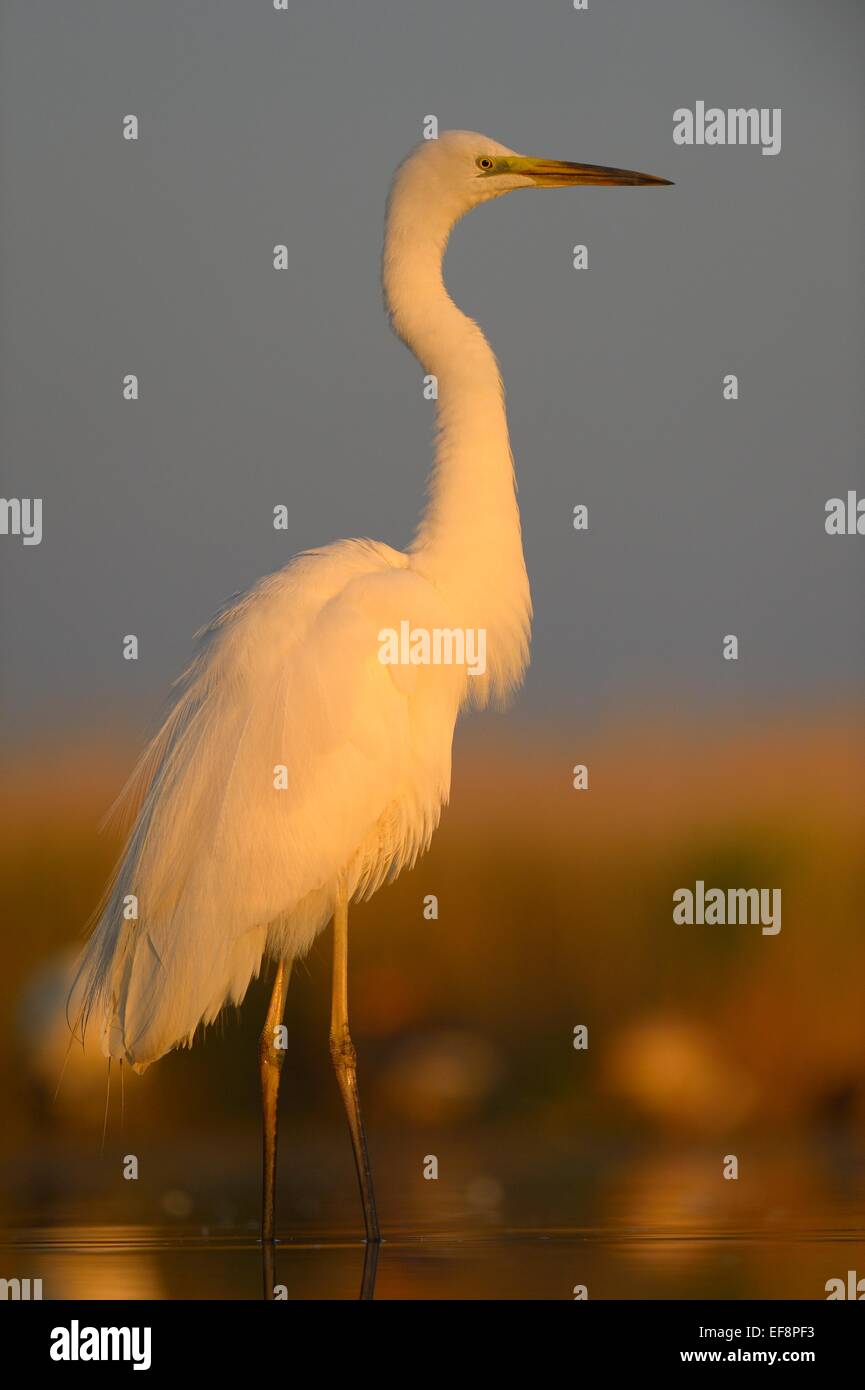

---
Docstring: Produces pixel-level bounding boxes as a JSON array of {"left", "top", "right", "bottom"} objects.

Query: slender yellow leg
[
  {"left": 330, "top": 887, "right": 381, "bottom": 1245},
  {"left": 260, "top": 959, "right": 291, "bottom": 1246}
]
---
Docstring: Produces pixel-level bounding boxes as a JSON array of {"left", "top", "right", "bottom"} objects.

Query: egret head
[{"left": 389, "top": 130, "right": 671, "bottom": 237}]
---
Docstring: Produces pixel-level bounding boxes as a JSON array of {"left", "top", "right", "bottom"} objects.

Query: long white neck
[{"left": 382, "top": 180, "right": 531, "bottom": 704}]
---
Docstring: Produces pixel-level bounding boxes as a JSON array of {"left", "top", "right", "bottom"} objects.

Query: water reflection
[
  {"left": 3, "top": 1138, "right": 865, "bottom": 1299},
  {"left": 6, "top": 1223, "right": 865, "bottom": 1301},
  {"left": 262, "top": 1240, "right": 378, "bottom": 1300}
]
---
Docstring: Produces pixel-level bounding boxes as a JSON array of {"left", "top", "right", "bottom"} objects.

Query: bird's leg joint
[
  {"left": 260, "top": 1022, "right": 287, "bottom": 1073},
  {"left": 329, "top": 1025, "right": 357, "bottom": 1073}
]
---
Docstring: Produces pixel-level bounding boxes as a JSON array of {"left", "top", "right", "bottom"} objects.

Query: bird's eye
[{"left": 476, "top": 156, "right": 494, "bottom": 171}]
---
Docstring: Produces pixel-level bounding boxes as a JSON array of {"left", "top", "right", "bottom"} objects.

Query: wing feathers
[{"left": 73, "top": 541, "right": 460, "bottom": 1069}]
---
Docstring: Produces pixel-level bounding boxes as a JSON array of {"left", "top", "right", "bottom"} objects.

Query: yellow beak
[{"left": 510, "top": 156, "right": 672, "bottom": 187}]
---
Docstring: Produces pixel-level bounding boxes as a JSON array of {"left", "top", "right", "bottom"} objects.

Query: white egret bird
[{"left": 73, "top": 131, "right": 670, "bottom": 1248}]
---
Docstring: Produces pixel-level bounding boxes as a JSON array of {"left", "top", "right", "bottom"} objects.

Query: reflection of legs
[
  {"left": 261, "top": 1240, "right": 276, "bottom": 1304},
  {"left": 260, "top": 960, "right": 291, "bottom": 1246},
  {"left": 330, "top": 887, "right": 381, "bottom": 1244},
  {"left": 359, "top": 1238, "right": 380, "bottom": 1302}
]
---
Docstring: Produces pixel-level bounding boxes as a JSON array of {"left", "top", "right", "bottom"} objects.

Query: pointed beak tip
[{"left": 523, "top": 158, "right": 675, "bottom": 188}]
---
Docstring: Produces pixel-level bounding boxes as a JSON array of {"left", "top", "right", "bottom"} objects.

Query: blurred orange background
[
  {"left": 4, "top": 711, "right": 865, "bottom": 1137},
  {"left": 2, "top": 708, "right": 864, "bottom": 1295}
]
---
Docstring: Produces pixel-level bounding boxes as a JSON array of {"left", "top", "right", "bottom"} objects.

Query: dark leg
[
  {"left": 260, "top": 959, "right": 290, "bottom": 1247},
  {"left": 329, "top": 887, "right": 381, "bottom": 1246}
]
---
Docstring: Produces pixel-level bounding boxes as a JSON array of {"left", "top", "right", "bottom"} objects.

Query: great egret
[{"left": 73, "top": 131, "right": 670, "bottom": 1251}]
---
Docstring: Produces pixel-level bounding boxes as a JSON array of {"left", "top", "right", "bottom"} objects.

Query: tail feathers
[{"left": 70, "top": 890, "right": 270, "bottom": 1072}]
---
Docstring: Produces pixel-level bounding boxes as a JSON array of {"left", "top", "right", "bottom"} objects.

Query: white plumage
[
  {"left": 73, "top": 131, "right": 667, "bottom": 1092},
  {"left": 74, "top": 134, "right": 535, "bottom": 1072}
]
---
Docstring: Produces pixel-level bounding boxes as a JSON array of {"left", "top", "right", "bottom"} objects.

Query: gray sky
[{"left": 1, "top": 0, "right": 863, "bottom": 735}]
